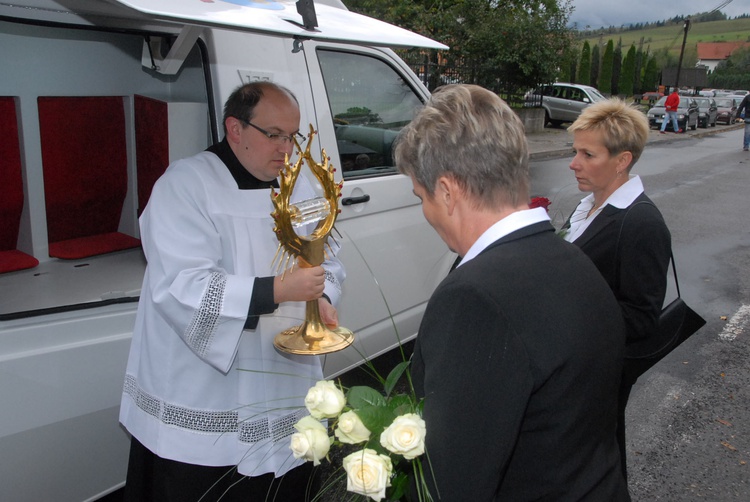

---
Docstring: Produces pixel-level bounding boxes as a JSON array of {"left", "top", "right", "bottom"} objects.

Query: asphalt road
[{"left": 531, "top": 127, "right": 750, "bottom": 501}]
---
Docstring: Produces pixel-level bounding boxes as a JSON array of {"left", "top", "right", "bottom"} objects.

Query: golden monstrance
[{"left": 270, "top": 125, "right": 355, "bottom": 355}]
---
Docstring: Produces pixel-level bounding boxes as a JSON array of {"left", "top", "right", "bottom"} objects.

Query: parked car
[
  {"left": 528, "top": 83, "right": 606, "bottom": 127},
  {"left": 716, "top": 97, "right": 739, "bottom": 124},
  {"left": 727, "top": 95, "right": 746, "bottom": 106},
  {"left": 694, "top": 98, "right": 718, "bottom": 128},
  {"left": 646, "top": 95, "right": 699, "bottom": 131},
  {"left": 642, "top": 91, "right": 664, "bottom": 105},
  {"left": 713, "top": 89, "right": 735, "bottom": 97}
]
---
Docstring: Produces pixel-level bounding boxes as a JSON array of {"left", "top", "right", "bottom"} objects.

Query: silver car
[{"left": 535, "top": 83, "right": 606, "bottom": 127}]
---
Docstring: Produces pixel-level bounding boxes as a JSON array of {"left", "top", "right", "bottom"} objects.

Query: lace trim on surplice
[
  {"left": 124, "top": 374, "right": 306, "bottom": 443},
  {"left": 324, "top": 269, "right": 341, "bottom": 295}
]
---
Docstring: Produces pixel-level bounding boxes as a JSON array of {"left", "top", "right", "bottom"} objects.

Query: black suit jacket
[
  {"left": 571, "top": 193, "right": 672, "bottom": 356},
  {"left": 412, "top": 221, "right": 630, "bottom": 501}
]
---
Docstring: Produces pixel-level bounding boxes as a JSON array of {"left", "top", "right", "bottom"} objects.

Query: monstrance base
[{"left": 273, "top": 324, "right": 355, "bottom": 355}]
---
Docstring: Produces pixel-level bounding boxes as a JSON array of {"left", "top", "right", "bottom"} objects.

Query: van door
[{"left": 301, "top": 42, "right": 455, "bottom": 375}]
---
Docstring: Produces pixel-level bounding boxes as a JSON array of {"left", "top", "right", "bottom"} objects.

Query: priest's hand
[{"left": 273, "top": 265, "right": 326, "bottom": 304}]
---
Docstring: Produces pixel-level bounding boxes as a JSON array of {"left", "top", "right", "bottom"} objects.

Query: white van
[{"left": 0, "top": 1, "right": 453, "bottom": 500}]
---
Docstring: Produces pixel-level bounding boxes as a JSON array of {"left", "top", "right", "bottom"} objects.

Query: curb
[{"left": 528, "top": 122, "right": 745, "bottom": 162}]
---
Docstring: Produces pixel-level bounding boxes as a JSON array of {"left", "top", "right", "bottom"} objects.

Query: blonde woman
[{"left": 563, "top": 98, "right": 672, "bottom": 482}]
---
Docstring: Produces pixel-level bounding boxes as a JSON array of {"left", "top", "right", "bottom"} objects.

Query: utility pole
[{"left": 674, "top": 18, "right": 690, "bottom": 90}]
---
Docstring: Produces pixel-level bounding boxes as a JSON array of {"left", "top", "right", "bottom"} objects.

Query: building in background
[{"left": 697, "top": 41, "right": 750, "bottom": 73}]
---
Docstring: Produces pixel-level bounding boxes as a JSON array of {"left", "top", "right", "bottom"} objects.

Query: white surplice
[{"left": 119, "top": 149, "right": 344, "bottom": 477}]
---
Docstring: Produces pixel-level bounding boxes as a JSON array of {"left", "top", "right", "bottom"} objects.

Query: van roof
[{"left": 0, "top": 0, "right": 448, "bottom": 50}]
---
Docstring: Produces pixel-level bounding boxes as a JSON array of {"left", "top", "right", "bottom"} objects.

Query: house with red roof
[{"left": 696, "top": 41, "right": 750, "bottom": 72}]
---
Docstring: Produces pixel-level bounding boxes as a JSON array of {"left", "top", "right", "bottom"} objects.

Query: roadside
[{"left": 527, "top": 121, "right": 746, "bottom": 161}]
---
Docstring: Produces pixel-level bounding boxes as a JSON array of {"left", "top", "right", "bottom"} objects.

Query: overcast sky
[{"left": 568, "top": 0, "right": 750, "bottom": 29}]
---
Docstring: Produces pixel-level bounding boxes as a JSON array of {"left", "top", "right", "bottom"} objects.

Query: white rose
[
  {"left": 342, "top": 449, "right": 393, "bottom": 502},
  {"left": 304, "top": 380, "right": 346, "bottom": 419},
  {"left": 379, "top": 413, "right": 426, "bottom": 460},
  {"left": 334, "top": 410, "right": 372, "bottom": 444},
  {"left": 289, "top": 416, "right": 330, "bottom": 466}
]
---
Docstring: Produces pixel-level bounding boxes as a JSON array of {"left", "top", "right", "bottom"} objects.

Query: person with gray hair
[
  {"left": 563, "top": 97, "right": 672, "bottom": 482},
  {"left": 396, "top": 84, "right": 630, "bottom": 501}
]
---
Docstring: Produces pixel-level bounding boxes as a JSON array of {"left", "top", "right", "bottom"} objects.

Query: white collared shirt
[
  {"left": 563, "top": 175, "right": 644, "bottom": 243},
  {"left": 456, "top": 207, "right": 551, "bottom": 268}
]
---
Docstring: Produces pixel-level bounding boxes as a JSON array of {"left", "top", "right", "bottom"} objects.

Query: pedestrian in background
[
  {"left": 735, "top": 93, "right": 750, "bottom": 151},
  {"left": 660, "top": 89, "right": 682, "bottom": 134}
]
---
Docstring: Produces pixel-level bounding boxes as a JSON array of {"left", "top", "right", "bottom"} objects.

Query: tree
[
  {"left": 559, "top": 45, "right": 578, "bottom": 83},
  {"left": 612, "top": 38, "right": 623, "bottom": 95},
  {"left": 619, "top": 44, "right": 636, "bottom": 97},
  {"left": 569, "top": 55, "right": 578, "bottom": 83},
  {"left": 454, "top": 0, "right": 575, "bottom": 94},
  {"left": 590, "top": 43, "right": 601, "bottom": 89},
  {"left": 642, "top": 55, "right": 659, "bottom": 92},
  {"left": 579, "top": 40, "right": 591, "bottom": 86},
  {"left": 347, "top": 0, "right": 576, "bottom": 95},
  {"left": 599, "top": 39, "right": 614, "bottom": 94},
  {"left": 709, "top": 46, "right": 750, "bottom": 89},
  {"left": 634, "top": 40, "right": 645, "bottom": 94},
  {"left": 346, "top": 0, "right": 459, "bottom": 90}
]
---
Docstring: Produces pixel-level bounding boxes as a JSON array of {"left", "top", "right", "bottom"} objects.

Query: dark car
[
  {"left": 646, "top": 95, "right": 699, "bottom": 131},
  {"left": 694, "top": 97, "right": 718, "bottom": 128},
  {"left": 715, "top": 98, "right": 739, "bottom": 124}
]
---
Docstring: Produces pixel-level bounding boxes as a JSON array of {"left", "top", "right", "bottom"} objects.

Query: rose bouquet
[{"left": 289, "top": 361, "right": 432, "bottom": 501}]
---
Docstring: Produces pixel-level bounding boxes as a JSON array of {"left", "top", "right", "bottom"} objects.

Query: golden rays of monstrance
[{"left": 270, "top": 124, "right": 355, "bottom": 355}]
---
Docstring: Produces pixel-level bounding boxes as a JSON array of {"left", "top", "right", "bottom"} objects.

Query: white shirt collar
[
  {"left": 563, "top": 175, "right": 644, "bottom": 243},
  {"left": 603, "top": 175, "right": 644, "bottom": 209},
  {"left": 457, "top": 207, "right": 550, "bottom": 268}
]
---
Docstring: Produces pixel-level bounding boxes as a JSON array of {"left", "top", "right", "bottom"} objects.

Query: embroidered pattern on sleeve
[{"left": 184, "top": 271, "right": 225, "bottom": 357}]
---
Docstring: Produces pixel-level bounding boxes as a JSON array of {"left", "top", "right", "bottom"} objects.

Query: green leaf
[
  {"left": 384, "top": 360, "right": 410, "bottom": 397},
  {"left": 347, "top": 386, "right": 387, "bottom": 409},
  {"left": 388, "top": 394, "right": 414, "bottom": 415},
  {"left": 389, "top": 471, "right": 409, "bottom": 501},
  {"left": 355, "top": 404, "right": 396, "bottom": 437}
]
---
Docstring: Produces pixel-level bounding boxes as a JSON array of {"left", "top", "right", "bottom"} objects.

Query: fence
[{"left": 399, "top": 51, "right": 536, "bottom": 108}]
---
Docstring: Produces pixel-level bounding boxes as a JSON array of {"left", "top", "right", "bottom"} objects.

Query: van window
[{"left": 317, "top": 50, "right": 424, "bottom": 179}]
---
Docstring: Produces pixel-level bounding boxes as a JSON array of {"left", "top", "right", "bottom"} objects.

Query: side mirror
[{"left": 583, "top": 97, "right": 590, "bottom": 103}]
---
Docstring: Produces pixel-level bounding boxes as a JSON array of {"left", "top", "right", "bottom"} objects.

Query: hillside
[{"left": 578, "top": 17, "right": 750, "bottom": 57}]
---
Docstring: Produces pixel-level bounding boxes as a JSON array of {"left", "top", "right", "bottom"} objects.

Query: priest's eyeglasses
[{"left": 240, "top": 119, "right": 305, "bottom": 145}]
